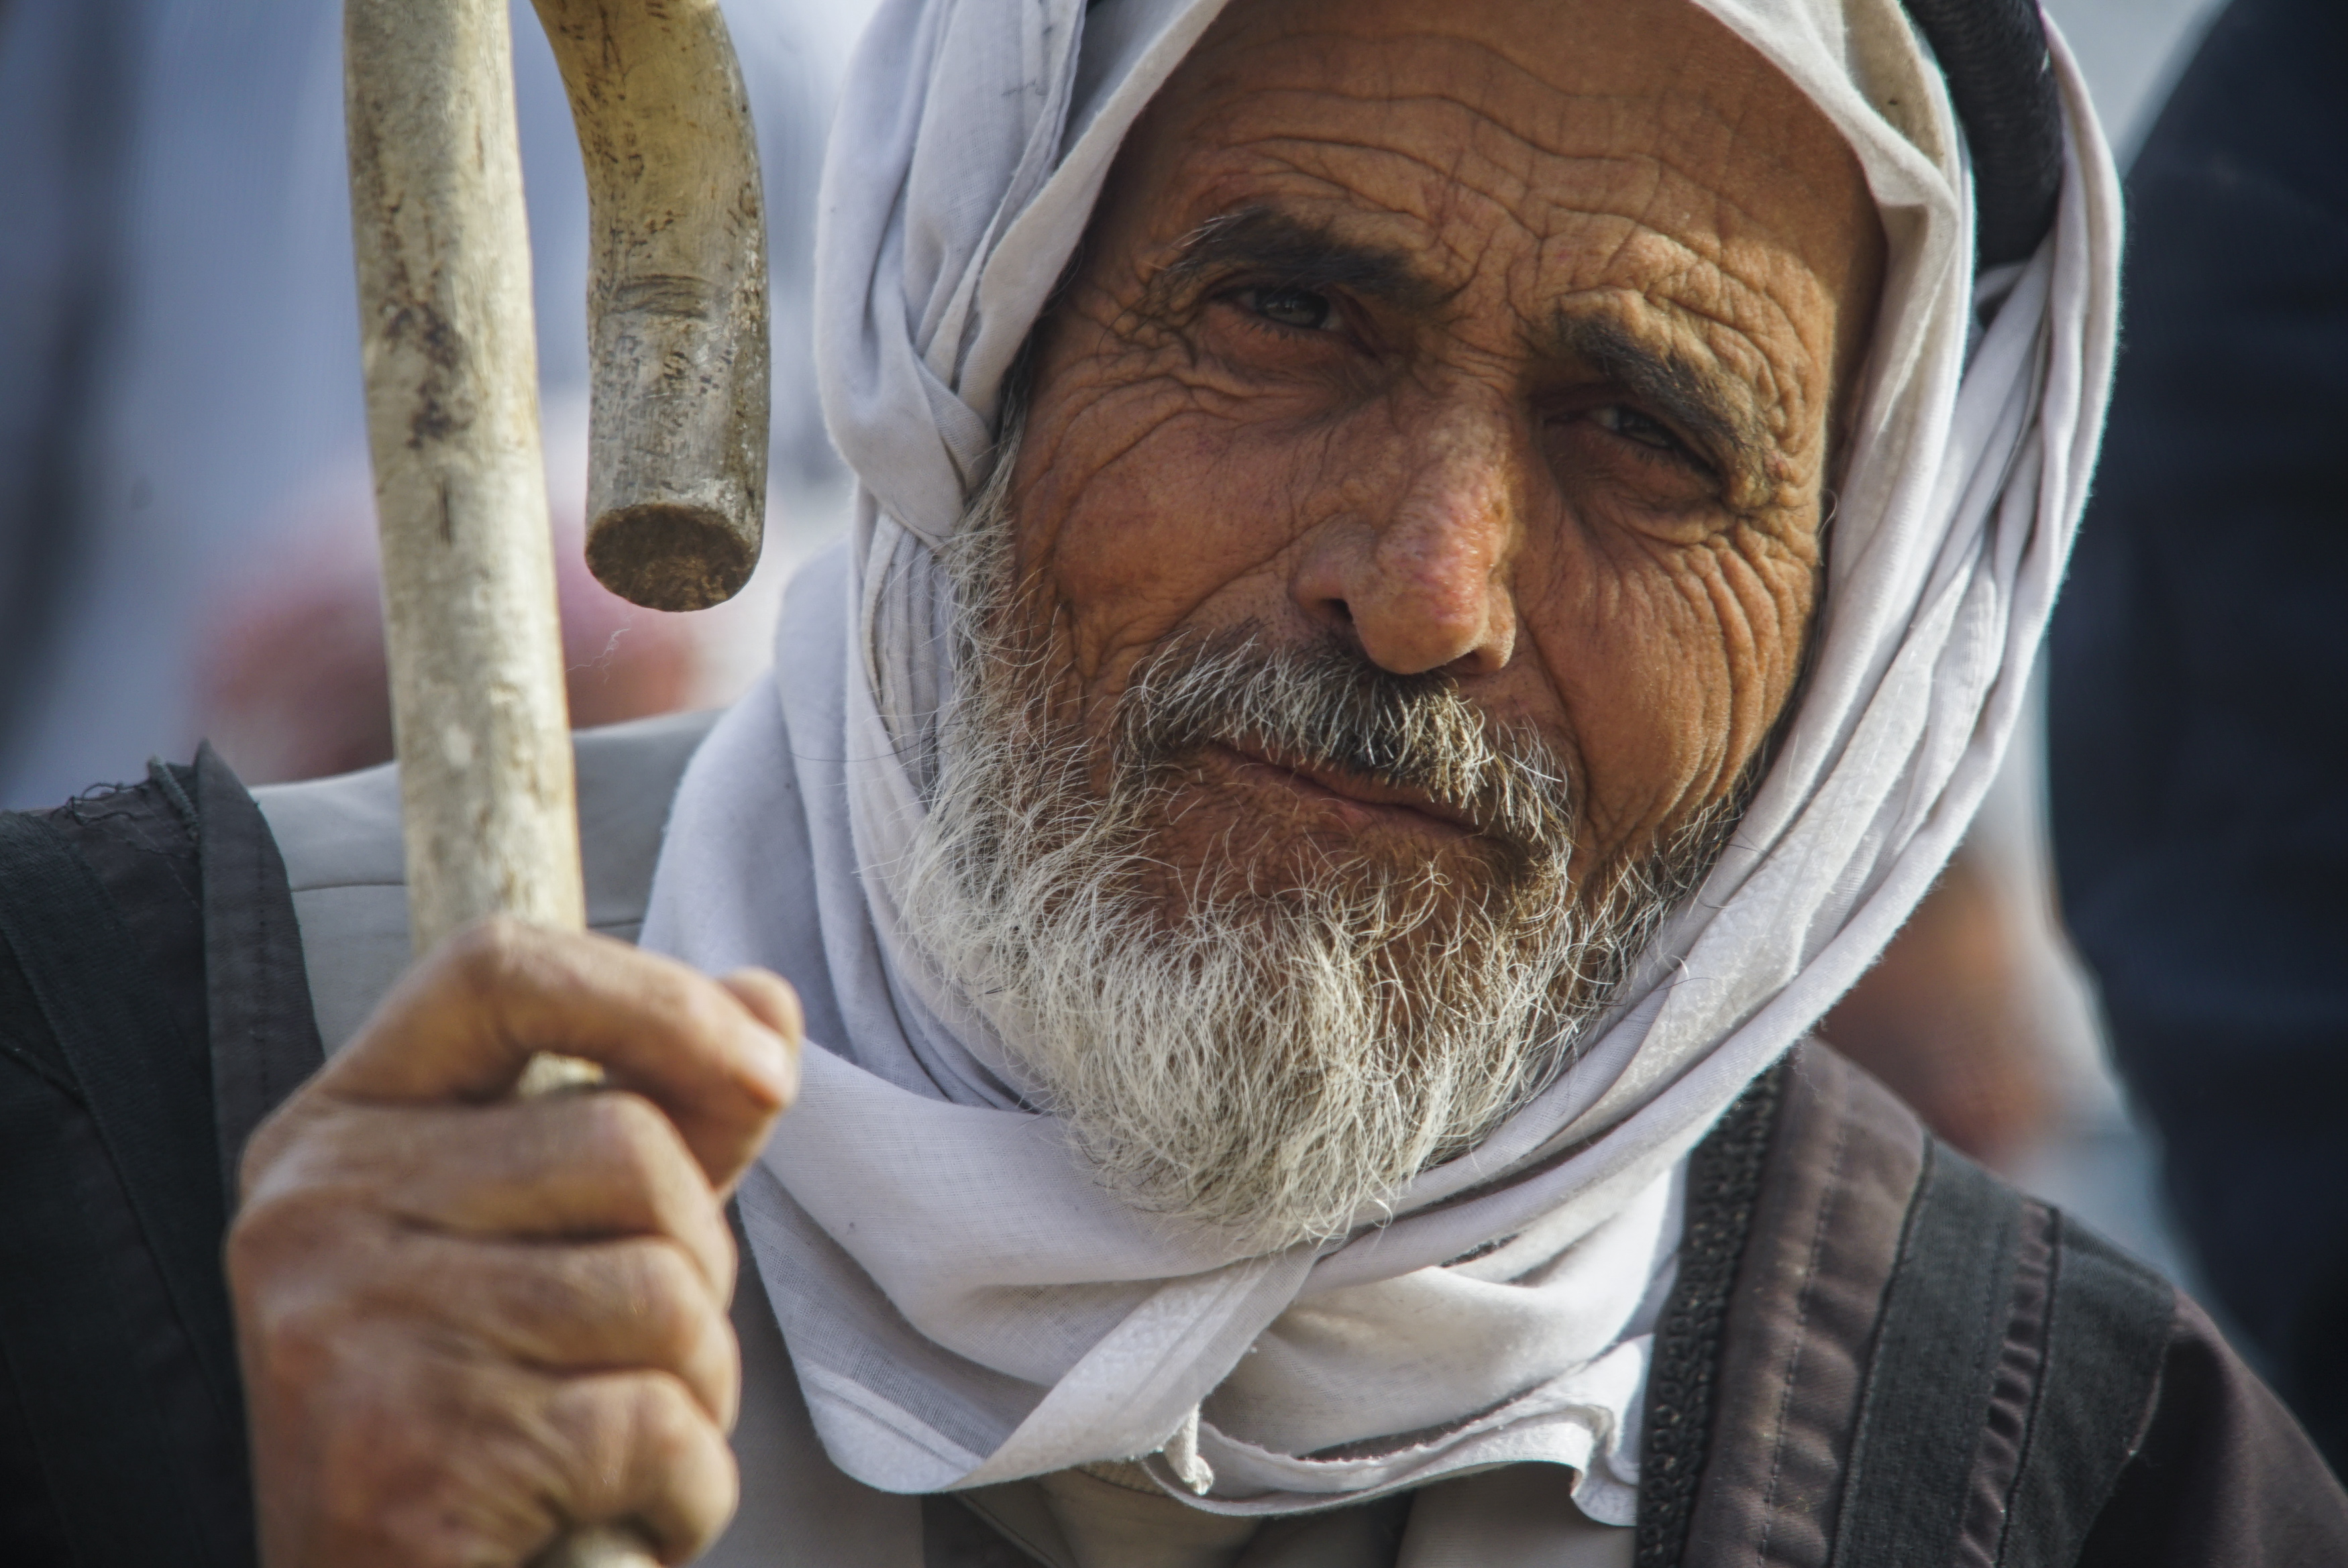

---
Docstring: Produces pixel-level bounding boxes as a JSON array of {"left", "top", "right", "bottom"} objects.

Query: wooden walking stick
[{"left": 343, "top": 0, "right": 767, "bottom": 1559}]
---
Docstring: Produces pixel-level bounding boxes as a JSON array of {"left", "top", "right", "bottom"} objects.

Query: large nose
[{"left": 1291, "top": 399, "right": 1520, "bottom": 677}]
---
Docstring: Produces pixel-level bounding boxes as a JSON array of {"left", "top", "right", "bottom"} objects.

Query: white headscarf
[{"left": 643, "top": 0, "right": 2120, "bottom": 1526}]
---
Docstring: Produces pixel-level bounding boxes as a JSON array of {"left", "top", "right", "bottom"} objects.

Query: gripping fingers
[
  {"left": 384, "top": 1233, "right": 741, "bottom": 1428},
  {"left": 308, "top": 1094, "right": 739, "bottom": 1296},
  {"left": 320, "top": 919, "right": 798, "bottom": 1188}
]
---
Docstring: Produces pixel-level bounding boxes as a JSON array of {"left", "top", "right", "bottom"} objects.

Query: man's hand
[{"left": 228, "top": 917, "right": 801, "bottom": 1568}]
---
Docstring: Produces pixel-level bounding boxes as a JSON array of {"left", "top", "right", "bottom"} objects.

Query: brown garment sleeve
[
  {"left": 2078, "top": 1292, "right": 2348, "bottom": 1566},
  {"left": 1642, "top": 1044, "right": 2348, "bottom": 1567}
]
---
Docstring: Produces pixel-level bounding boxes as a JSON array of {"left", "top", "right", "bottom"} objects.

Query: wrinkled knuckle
[
  {"left": 624, "top": 1243, "right": 714, "bottom": 1365},
  {"left": 629, "top": 1374, "right": 712, "bottom": 1476},
  {"left": 630, "top": 1373, "right": 737, "bottom": 1555},
  {"left": 447, "top": 913, "right": 535, "bottom": 997},
  {"left": 226, "top": 1186, "right": 342, "bottom": 1298},
  {"left": 235, "top": 1127, "right": 284, "bottom": 1206},
  {"left": 235, "top": 1093, "right": 316, "bottom": 1198},
  {"left": 580, "top": 1090, "right": 681, "bottom": 1184},
  {"left": 731, "top": 968, "right": 805, "bottom": 1044},
  {"left": 223, "top": 1196, "right": 294, "bottom": 1285},
  {"left": 665, "top": 974, "right": 741, "bottom": 1047},
  {"left": 235, "top": 1095, "right": 378, "bottom": 1217},
  {"left": 248, "top": 1291, "right": 355, "bottom": 1400},
  {"left": 312, "top": 1408, "right": 420, "bottom": 1530},
  {"left": 376, "top": 1526, "right": 484, "bottom": 1568}
]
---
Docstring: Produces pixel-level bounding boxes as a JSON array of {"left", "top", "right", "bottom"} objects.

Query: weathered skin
[
  {"left": 226, "top": 0, "right": 1882, "bottom": 1560},
  {"left": 229, "top": 924, "right": 798, "bottom": 1566},
  {"left": 1007, "top": 0, "right": 1882, "bottom": 895}
]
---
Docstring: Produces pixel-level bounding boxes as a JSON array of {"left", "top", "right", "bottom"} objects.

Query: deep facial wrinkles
[{"left": 1008, "top": 0, "right": 1884, "bottom": 923}]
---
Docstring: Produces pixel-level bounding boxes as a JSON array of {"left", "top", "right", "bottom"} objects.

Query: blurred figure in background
[
  {"left": 1811, "top": 703, "right": 2113, "bottom": 1176},
  {"left": 196, "top": 420, "right": 706, "bottom": 785},
  {"left": 1817, "top": 844, "right": 2056, "bottom": 1168},
  {"left": 0, "top": 0, "right": 858, "bottom": 800},
  {"left": 2050, "top": 0, "right": 2348, "bottom": 1472}
]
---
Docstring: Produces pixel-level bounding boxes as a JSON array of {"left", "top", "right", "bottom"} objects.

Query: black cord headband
[{"left": 1899, "top": 0, "right": 2066, "bottom": 266}]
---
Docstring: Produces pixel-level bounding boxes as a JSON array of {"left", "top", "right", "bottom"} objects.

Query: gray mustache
[{"left": 1108, "top": 629, "right": 1577, "bottom": 858}]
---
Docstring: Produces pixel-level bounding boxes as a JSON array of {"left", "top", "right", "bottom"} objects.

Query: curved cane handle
[{"left": 533, "top": 0, "right": 771, "bottom": 611}]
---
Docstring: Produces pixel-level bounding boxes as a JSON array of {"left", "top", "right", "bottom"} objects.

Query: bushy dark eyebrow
[
  {"left": 1144, "top": 205, "right": 1773, "bottom": 503},
  {"left": 1544, "top": 313, "right": 1770, "bottom": 501},
  {"left": 1146, "top": 205, "right": 1451, "bottom": 314}
]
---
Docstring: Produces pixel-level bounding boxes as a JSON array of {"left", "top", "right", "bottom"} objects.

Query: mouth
[{"left": 1206, "top": 742, "right": 1480, "bottom": 838}]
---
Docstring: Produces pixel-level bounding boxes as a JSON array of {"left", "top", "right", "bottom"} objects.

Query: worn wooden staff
[{"left": 343, "top": 0, "right": 768, "bottom": 1560}]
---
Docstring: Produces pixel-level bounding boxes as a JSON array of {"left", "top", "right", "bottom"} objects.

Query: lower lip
[{"left": 1205, "top": 744, "right": 1472, "bottom": 838}]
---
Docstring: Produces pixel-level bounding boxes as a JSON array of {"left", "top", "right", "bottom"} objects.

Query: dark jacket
[{"left": 3, "top": 755, "right": 2343, "bottom": 1565}]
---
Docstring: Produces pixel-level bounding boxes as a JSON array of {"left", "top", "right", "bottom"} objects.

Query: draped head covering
[{"left": 643, "top": 0, "right": 2119, "bottom": 1527}]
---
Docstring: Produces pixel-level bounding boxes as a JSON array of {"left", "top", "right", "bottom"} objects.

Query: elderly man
[{"left": 2, "top": 0, "right": 2344, "bottom": 1563}]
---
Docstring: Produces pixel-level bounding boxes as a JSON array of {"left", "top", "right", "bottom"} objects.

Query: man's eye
[
  {"left": 1242, "top": 286, "right": 1335, "bottom": 331},
  {"left": 1590, "top": 404, "right": 1683, "bottom": 453}
]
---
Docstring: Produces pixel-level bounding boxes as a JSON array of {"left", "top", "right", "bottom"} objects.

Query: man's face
[
  {"left": 1005, "top": 0, "right": 1884, "bottom": 905},
  {"left": 910, "top": 0, "right": 1886, "bottom": 1248}
]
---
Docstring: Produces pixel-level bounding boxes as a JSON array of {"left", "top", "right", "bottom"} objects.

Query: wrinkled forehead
[
  {"left": 1100, "top": 0, "right": 1881, "bottom": 338},
  {"left": 1065, "top": 0, "right": 1957, "bottom": 244},
  {"left": 828, "top": 0, "right": 1982, "bottom": 545},
  {"left": 1128, "top": 0, "right": 1868, "bottom": 211},
  {"left": 997, "top": 0, "right": 1962, "bottom": 420}
]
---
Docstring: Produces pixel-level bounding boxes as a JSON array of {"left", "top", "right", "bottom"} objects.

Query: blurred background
[
  {"left": 7, "top": 0, "right": 2339, "bottom": 1466},
  {"left": 0, "top": 0, "right": 881, "bottom": 807}
]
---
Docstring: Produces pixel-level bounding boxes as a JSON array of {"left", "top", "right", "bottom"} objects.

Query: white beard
[{"left": 896, "top": 432, "right": 1736, "bottom": 1253}]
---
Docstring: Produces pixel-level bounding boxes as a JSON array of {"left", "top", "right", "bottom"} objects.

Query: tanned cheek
[
  {"left": 1517, "top": 547, "right": 1713, "bottom": 862},
  {"left": 1636, "top": 579, "right": 1742, "bottom": 844},
  {"left": 1025, "top": 368, "right": 1312, "bottom": 702},
  {"left": 1689, "top": 547, "right": 1779, "bottom": 782},
  {"left": 1723, "top": 529, "right": 1819, "bottom": 721},
  {"left": 1665, "top": 518, "right": 1822, "bottom": 780},
  {"left": 1527, "top": 522, "right": 1809, "bottom": 862}
]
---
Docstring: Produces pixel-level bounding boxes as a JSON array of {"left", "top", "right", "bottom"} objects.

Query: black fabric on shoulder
[
  {"left": 2000, "top": 1219, "right": 2174, "bottom": 1565},
  {"left": 0, "top": 1009, "right": 212, "bottom": 1564},
  {"left": 1630, "top": 1048, "right": 2246, "bottom": 1566},
  {"left": 198, "top": 742, "right": 324, "bottom": 1200},
  {"left": 0, "top": 944, "right": 85, "bottom": 1559},
  {"left": 1829, "top": 1140, "right": 2023, "bottom": 1567},
  {"left": 0, "top": 793, "right": 254, "bottom": 1566},
  {"left": 0, "top": 805, "right": 235, "bottom": 1419},
  {"left": 58, "top": 763, "right": 209, "bottom": 1068},
  {"left": 2072, "top": 1289, "right": 2348, "bottom": 1566},
  {"left": 1825, "top": 1160, "right": 2182, "bottom": 1567},
  {"left": 1634, "top": 1056, "right": 1787, "bottom": 1568}
]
